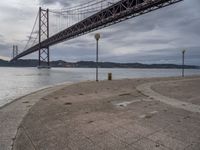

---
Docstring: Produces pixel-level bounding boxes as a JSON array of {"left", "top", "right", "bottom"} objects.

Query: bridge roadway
[{"left": 11, "top": 0, "right": 182, "bottom": 61}]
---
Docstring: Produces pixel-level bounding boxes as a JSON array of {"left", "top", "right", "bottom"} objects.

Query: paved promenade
[
  {"left": 0, "top": 84, "right": 69, "bottom": 150},
  {"left": 1, "top": 76, "right": 200, "bottom": 150}
]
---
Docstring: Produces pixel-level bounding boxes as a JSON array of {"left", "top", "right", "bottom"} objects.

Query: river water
[{"left": 0, "top": 67, "right": 200, "bottom": 107}]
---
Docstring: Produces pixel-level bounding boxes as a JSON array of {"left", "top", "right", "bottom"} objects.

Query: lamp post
[
  {"left": 182, "top": 49, "right": 185, "bottom": 77},
  {"left": 95, "top": 33, "right": 100, "bottom": 82}
]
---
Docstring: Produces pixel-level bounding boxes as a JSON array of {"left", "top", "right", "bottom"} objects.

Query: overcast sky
[{"left": 0, "top": 0, "right": 199, "bottom": 65}]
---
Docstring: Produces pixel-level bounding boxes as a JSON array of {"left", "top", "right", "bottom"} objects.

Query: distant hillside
[
  {"left": 0, "top": 59, "right": 38, "bottom": 67},
  {"left": 0, "top": 59, "right": 199, "bottom": 69}
]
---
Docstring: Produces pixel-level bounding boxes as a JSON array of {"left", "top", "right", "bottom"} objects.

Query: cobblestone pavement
[{"left": 9, "top": 76, "right": 200, "bottom": 150}]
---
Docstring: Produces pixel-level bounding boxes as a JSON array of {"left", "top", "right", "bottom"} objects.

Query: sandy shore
[{"left": 1, "top": 76, "right": 200, "bottom": 150}]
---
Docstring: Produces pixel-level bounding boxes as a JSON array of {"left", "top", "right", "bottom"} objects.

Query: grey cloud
[
  {"left": 39, "top": 0, "right": 78, "bottom": 7},
  {"left": 0, "top": 43, "right": 8, "bottom": 50},
  {"left": 0, "top": 34, "right": 4, "bottom": 43},
  {"left": 100, "top": 47, "right": 200, "bottom": 65},
  {"left": 0, "top": 6, "right": 33, "bottom": 22},
  {"left": 0, "top": 43, "right": 11, "bottom": 58},
  {"left": 0, "top": 35, "right": 10, "bottom": 56}
]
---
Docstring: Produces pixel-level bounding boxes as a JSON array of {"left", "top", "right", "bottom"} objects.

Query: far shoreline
[
  {"left": 0, "top": 66, "right": 199, "bottom": 69},
  {"left": 1, "top": 59, "right": 199, "bottom": 69}
]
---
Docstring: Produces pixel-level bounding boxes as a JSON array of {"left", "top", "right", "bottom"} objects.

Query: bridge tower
[
  {"left": 12, "top": 45, "right": 18, "bottom": 59},
  {"left": 38, "top": 7, "right": 50, "bottom": 68}
]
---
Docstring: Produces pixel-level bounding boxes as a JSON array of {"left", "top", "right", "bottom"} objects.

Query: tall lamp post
[
  {"left": 182, "top": 49, "right": 186, "bottom": 77},
  {"left": 95, "top": 33, "right": 100, "bottom": 82}
]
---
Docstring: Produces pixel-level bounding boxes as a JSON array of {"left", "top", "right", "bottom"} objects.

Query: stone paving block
[
  {"left": 67, "top": 131, "right": 102, "bottom": 150},
  {"left": 148, "top": 130, "right": 188, "bottom": 150},
  {"left": 12, "top": 127, "right": 35, "bottom": 150},
  {"left": 148, "top": 110, "right": 183, "bottom": 125},
  {"left": 162, "top": 124, "right": 200, "bottom": 144},
  {"left": 108, "top": 117, "right": 132, "bottom": 127},
  {"left": 74, "top": 112, "right": 109, "bottom": 123},
  {"left": 80, "top": 120, "right": 115, "bottom": 136},
  {"left": 172, "top": 115, "right": 200, "bottom": 130},
  {"left": 136, "top": 113, "right": 171, "bottom": 131},
  {"left": 91, "top": 132, "right": 128, "bottom": 150},
  {"left": 62, "top": 119, "right": 83, "bottom": 133},
  {"left": 41, "top": 116, "right": 65, "bottom": 130},
  {"left": 109, "top": 126, "right": 142, "bottom": 144},
  {"left": 0, "top": 139, "right": 12, "bottom": 150},
  {"left": 22, "top": 125, "right": 53, "bottom": 146},
  {"left": 96, "top": 120, "right": 118, "bottom": 131},
  {"left": 184, "top": 142, "right": 200, "bottom": 150},
  {"left": 122, "top": 145, "right": 139, "bottom": 150},
  {"left": 36, "top": 135, "right": 70, "bottom": 150},
  {"left": 79, "top": 121, "right": 107, "bottom": 137},
  {"left": 132, "top": 137, "right": 170, "bottom": 150},
  {"left": 67, "top": 137, "right": 101, "bottom": 150},
  {"left": 122, "top": 122, "right": 156, "bottom": 137}
]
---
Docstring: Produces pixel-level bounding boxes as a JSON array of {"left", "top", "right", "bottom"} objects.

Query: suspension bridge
[{"left": 11, "top": 0, "right": 183, "bottom": 67}]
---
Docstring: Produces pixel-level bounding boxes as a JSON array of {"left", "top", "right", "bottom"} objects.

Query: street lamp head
[
  {"left": 95, "top": 33, "right": 100, "bottom": 41},
  {"left": 182, "top": 49, "right": 186, "bottom": 53}
]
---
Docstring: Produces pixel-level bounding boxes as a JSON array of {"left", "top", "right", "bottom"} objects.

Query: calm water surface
[{"left": 0, "top": 67, "right": 200, "bottom": 107}]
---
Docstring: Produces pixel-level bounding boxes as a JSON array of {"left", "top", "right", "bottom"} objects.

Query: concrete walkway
[
  {"left": 137, "top": 78, "right": 200, "bottom": 113},
  {"left": 11, "top": 76, "right": 200, "bottom": 150},
  {"left": 0, "top": 84, "right": 68, "bottom": 150}
]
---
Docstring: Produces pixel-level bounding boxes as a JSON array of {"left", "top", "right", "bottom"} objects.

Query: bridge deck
[{"left": 12, "top": 0, "right": 182, "bottom": 61}]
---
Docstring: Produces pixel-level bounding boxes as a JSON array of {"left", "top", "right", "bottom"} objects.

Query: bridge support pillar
[
  {"left": 12, "top": 45, "right": 18, "bottom": 59},
  {"left": 38, "top": 7, "right": 50, "bottom": 69}
]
